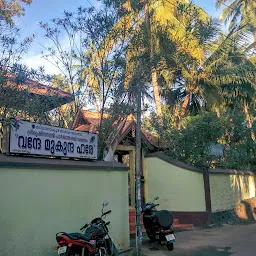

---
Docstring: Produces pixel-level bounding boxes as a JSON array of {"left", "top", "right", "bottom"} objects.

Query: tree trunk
[
  {"left": 243, "top": 102, "right": 255, "bottom": 141},
  {"left": 151, "top": 69, "right": 162, "bottom": 116},
  {"left": 135, "top": 87, "right": 142, "bottom": 255},
  {"left": 177, "top": 93, "right": 190, "bottom": 130},
  {"left": 181, "top": 93, "right": 190, "bottom": 118},
  {"left": 93, "top": 92, "right": 100, "bottom": 112},
  {"left": 58, "top": 107, "right": 69, "bottom": 128},
  {"left": 215, "top": 108, "right": 221, "bottom": 118},
  {"left": 173, "top": 105, "right": 180, "bottom": 128},
  {"left": 103, "top": 118, "right": 127, "bottom": 161},
  {"left": 146, "top": 2, "right": 162, "bottom": 118},
  {"left": 103, "top": 137, "right": 119, "bottom": 162}
]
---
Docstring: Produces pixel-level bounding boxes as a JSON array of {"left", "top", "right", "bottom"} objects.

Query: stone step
[
  {"left": 173, "top": 219, "right": 180, "bottom": 225},
  {"left": 173, "top": 223, "right": 194, "bottom": 231},
  {"left": 129, "top": 208, "right": 194, "bottom": 234},
  {"left": 129, "top": 222, "right": 194, "bottom": 234}
]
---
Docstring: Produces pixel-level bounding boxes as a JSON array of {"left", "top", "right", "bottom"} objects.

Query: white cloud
[
  {"left": 21, "top": 33, "right": 73, "bottom": 75},
  {"left": 22, "top": 53, "right": 62, "bottom": 75},
  {"left": 93, "top": 0, "right": 103, "bottom": 10}
]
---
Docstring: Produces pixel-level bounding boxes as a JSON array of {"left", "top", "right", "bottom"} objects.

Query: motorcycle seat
[{"left": 66, "top": 232, "right": 91, "bottom": 241}]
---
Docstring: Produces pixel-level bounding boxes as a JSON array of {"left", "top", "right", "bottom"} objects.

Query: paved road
[{"left": 140, "top": 223, "right": 256, "bottom": 256}]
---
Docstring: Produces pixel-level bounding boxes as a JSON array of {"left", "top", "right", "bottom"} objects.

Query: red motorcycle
[{"left": 53, "top": 201, "right": 119, "bottom": 256}]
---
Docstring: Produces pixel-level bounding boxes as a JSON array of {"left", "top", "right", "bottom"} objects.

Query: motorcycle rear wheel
[
  {"left": 60, "top": 253, "right": 81, "bottom": 256},
  {"left": 62, "top": 253, "right": 85, "bottom": 256},
  {"left": 59, "top": 247, "right": 71, "bottom": 256},
  {"left": 60, "top": 246, "right": 84, "bottom": 256}
]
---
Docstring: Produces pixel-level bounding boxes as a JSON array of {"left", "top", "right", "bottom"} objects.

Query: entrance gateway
[{"left": 72, "top": 110, "right": 158, "bottom": 234}]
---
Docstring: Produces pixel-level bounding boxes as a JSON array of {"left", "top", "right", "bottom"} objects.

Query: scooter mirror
[{"left": 103, "top": 201, "right": 109, "bottom": 208}]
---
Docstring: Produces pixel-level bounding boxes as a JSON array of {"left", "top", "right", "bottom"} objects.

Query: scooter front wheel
[
  {"left": 146, "top": 230, "right": 155, "bottom": 243},
  {"left": 166, "top": 242, "right": 174, "bottom": 251}
]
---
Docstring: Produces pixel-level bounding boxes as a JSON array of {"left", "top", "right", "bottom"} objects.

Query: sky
[{"left": 16, "top": 0, "right": 221, "bottom": 74}]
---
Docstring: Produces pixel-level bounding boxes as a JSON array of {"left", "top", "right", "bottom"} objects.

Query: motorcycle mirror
[
  {"left": 103, "top": 201, "right": 109, "bottom": 208},
  {"left": 154, "top": 196, "right": 159, "bottom": 201}
]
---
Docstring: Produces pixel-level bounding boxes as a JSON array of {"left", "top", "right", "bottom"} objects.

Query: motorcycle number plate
[
  {"left": 58, "top": 246, "right": 67, "bottom": 254},
  {"left": 165, "top": 234, "right": 175, "bottom": 242}
]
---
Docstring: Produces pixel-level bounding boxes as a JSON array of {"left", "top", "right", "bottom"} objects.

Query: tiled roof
[
  {"left": 142, "top": 130, "right": 159, "bottom": 146},
  {"left": 81, "top": 110, "right": 109, "bottom": 120},
  {"left": 0, "top": 74, "right": 74, "bottom": 111},
  {"left": 75, "top": 124, "right": 99, "bottom": 133},
  {"left": 74, "top": 110, "right": 158, "bottom": 148},
  {"left": 5, "top": 77, "right": 73, "bottom": 100}
]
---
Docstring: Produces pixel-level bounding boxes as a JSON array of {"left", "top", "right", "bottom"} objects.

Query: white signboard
[{"left": 9, "top": 120, "right": 98, "bottom": 160}]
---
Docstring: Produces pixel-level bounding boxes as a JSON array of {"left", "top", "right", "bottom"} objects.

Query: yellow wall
[
  {"left": 210, "top": 174, "right": 256, "bottom": 213},
  {"left": 145, "top": 157, "right": 206, "bottom": 212},
  {"left": 0, "top": 167, "right": 129, "bottom": 256}
]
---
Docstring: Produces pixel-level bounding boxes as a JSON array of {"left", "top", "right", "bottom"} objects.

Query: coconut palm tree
[
  {"left": 216, "top": 0, "right": 256, "bottom": 40},
  {"left": 95, "top": 0, "right": 211, "bottom": 116},
  {"left": 163, "top": 30, "right": 256, "bottom": 130}
]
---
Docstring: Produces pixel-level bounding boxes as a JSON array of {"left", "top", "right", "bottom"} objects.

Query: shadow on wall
[
  {"left": 230, "top": 175, "right": 255, "bottom": 205},
  {"left": 235, "top": 197, "right": 256, "bottom": 221},
  {"left": 230, "top": 174, "right": 256, "bottom": 222}
]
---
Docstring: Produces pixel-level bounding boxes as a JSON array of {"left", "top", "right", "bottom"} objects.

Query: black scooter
[{"left": 142, "top": 197, "right": 175, "bottom": 251}]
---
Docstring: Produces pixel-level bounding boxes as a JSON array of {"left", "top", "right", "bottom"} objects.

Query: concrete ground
[{"left": 129, "top": 223, "right": 256, "bottom": 256}]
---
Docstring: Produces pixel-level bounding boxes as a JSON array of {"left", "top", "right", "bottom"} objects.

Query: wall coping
[
  {"left": 145, "top": 151, "right": 255, "bottom": 176},
  {"left": 0, "top": 153, "right": 128, "bottom": 171},
  {"left": 145, "top": 152, "right": 204, "bottom": 173},
  {"left": 209, "top": 169, "right": 254, "bottom": 176}
]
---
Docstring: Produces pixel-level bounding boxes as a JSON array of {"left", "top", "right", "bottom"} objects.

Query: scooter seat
[{"left": 156, "top": 210, "right": 174, "bottom": 229}]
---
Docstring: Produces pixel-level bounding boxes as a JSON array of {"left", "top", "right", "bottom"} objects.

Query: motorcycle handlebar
[
  {"left": 80, "top": 223, "right": 89, "bottom": 231},
  {"left": 102, "top": 210, "right": 112, "bottom": 217},
  {"left": 142, "top": 203, "right": 160, "bottom": 212}
]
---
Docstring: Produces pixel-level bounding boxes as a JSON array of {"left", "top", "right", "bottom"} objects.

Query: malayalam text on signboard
[{"left": 9, "top": 120, "right": 98, "bottom": 159}]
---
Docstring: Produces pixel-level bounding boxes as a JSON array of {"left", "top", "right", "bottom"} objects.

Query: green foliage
[
  {"left": 216, "top": 0, "right": 256, "bottom": 32},
  {"left": 40, "top": 5, "right": 129, "bottom": 126},
  {"left": 0, "top": 0, "right": 32, "bottom": 24},
  {"left": 144, "top": 110, "right": 224, "bottom": 167},
  {"left": 143, "top": 106, "right": 176, "bottom": 140},
  {"left": 1, "top": 0, "right": 256, "bottom": 172},
  {"left": 221, "top": 105, "right": 251, "bottom": 144},
  {"left": 174, "top": 112, "right": 224, "bottom": 167},
  {"left": 144, "top": 104, "right": 256, "bottom": 170},
  {"left": 0, "top": 12, "right": 53, "bottom": 124},
  {"left": 223, "top": 141, "right": 256, "bottom": 170}
]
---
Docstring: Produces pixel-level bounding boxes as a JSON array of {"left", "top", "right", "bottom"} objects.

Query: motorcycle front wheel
[{"left": 97, "top": 248, "right": 107, "bottom": 256}]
